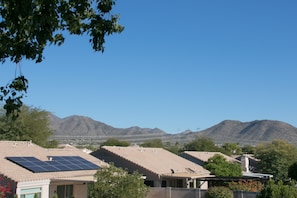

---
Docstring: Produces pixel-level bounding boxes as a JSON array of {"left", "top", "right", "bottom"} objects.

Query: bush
[
  {"left": 89, "top": 164, "right": 148, "bottom": 198},
  {"left": 228, "top": 180, "right": 262, "bottom": 192},
  {"left": 205, "top": 186, "right": 234, "bottom": 198},
  {"left": 257, "top": 180, "right": 297, "bottom": 198}
]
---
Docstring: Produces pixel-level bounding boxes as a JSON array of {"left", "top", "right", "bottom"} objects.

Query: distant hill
[
  {"left": 49, "top": 114, "right": 168, "bottom": 145},
  {"left": 49, "top": 114, "right": 297, "bottom": 146},
  {"left": 196, "top": 120, "right": 297, "bottom": 145}
]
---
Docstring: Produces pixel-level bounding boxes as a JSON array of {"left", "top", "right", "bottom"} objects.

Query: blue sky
[{"left": 1, "top": 1, "right": 297, "bottom": 133}]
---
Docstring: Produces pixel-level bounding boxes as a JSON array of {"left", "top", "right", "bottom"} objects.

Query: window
[
  {"left": 176, "top": 179, "right": 183, "bottom": 188},
  {"left": 20, "top": 188, "right": 41, "bottom": 198},
  {"left": 57, "top": 185, "right": 73, "bottom": 198},
  {"left": 144, "top": 180, "right": 154, "bottom": 187}
]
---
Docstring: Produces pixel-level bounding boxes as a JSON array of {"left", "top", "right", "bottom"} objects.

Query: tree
[
  {"left": 221, "top": 142, "right": 242, "bottom": 155},
  {"left": 288, "top": 162, "right": 297, "bottom": 180},
  {"left": 164, "top": 141, "right": 182, "bottom": 155},
  {"left": 88, "top": 164, "right": 149, "bottom": 198},
  {"left": 140, "top": 139, "right": 164, "bottom": 148},
  {"left": 183, "top": 136, "right": 219, "bottom": 152},
  {"left": 255, "top": 140, "right": 297, "bottom": 181},
  {"left": 100, "top": 138, "right": 130, "bottom": 147},
  {"left": 204, "top": 154, "right": 242, "bottom": 177},
  {"left": 0, "top": 0, "right": 124, "bottom": 117},
  {"left": 257, "top": 180, "right": 297, "bottom": 198},
  {"left": 241, "top": 144, "right": 256, "bottom": 154},
  {"left": 0, "top": 105, "right": 55, "bottom": 147}
]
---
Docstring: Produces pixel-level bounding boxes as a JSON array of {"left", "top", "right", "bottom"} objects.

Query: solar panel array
[{"left": 6, "top": 156, "right": 99, "bottom": 173}]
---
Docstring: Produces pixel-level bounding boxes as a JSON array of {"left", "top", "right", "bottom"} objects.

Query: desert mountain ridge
[{"left": 49, "top": 114, "right": 297, "bottom": 146}]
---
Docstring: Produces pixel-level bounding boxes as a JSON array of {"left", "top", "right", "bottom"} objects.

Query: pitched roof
[
  {"left": 100, "top": 146, "right": 210, "bottom": 178},
  {"left": 182, "top": 151, "right": 240, "bottom": 163},
  {"left": 0, "top": 141, "right": 107, "bottom": 182}
]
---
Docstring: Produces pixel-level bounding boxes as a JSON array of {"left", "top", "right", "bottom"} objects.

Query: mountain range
[{"left": 49, "top": 114, "right": 297, "bottom": 146}]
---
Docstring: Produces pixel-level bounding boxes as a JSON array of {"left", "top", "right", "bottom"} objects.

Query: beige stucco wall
[
  {"left": 49, "top": 181, "right": 89, "bottom": 198},
  {"left": 17, "top": 179, "right": 50, "bottom": 198},
  {"left": 73, "top": 183, "right": 88, "bottom": 198}
]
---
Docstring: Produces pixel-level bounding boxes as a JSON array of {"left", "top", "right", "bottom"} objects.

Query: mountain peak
[{"left": 49, "top": 114, "right": 297, "bottom": 146}]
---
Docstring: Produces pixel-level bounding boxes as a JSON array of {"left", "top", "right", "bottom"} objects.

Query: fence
[{"left": 146, "top": 187, "right": 259, "bottom": 198}]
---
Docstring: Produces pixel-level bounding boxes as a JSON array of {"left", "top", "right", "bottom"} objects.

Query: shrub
[
  {"left": 228, "top": 180, "right": 262, "bottom": 192},
  {"left": 89, "top": 164, "right": 148, "bottom": 198},
  {"left": 205, "top": 186, "right": 234, "bottom": 198},
  {"left": 257, "top": 180, "right": 297, "bottom": 198}
]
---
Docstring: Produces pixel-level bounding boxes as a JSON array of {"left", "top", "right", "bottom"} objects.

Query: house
[
  {"left": 180, "top": 151, "right": 240, "bottom": 167},
  {"left": 0, "top": 141, "right": 107, "bottom": 198},
  {"left": 180, "top": 151, "right": 272, "bottom": 180},
  {"left": 91, "top": 146, "right": 211, "bottom": 189}
]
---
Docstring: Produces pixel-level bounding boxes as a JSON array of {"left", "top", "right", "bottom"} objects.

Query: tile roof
[
  {"left": 100, "top": 146, "right": 210, "bottom": 178},
  {"left": 182, "top": 151, "right": 240, "bottom": 163},
  {"left": 0, "top": 141, "right": 107, "bottom": 182}
]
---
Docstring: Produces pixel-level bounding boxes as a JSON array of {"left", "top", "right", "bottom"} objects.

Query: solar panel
[{"left": 6, "top": 156, "right": 99, "bottom": 173}]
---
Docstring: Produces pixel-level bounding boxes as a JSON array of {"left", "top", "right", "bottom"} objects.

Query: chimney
[{"left": 241, "top": 155, "right": 249, "bottom": 172}]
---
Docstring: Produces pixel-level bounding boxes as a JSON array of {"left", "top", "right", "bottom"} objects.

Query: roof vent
[{"left": 27, "top": 140, "right": 32, "bottom": 146}]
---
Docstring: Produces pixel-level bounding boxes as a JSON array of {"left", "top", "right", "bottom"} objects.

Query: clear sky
[{"left": 1, "top": 1, "right": 297, "bottom": 134}]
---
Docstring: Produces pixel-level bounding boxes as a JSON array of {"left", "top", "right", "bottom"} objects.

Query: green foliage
[
  {"left": 0, "top": 76, "right": 28, "bottom": 120},
  {"left": 44, "top": 140, "right": 59, "bottom": 148},
  {"left": 228, "top": 180, "right": 262, "bottom": 192},
  {"left": 82, "top": 144, "right": 98, "bottom": 152},
  {"left": 0, "top": 105, "right": 54, "bottom": 147},
  {"left": 0, "top": 0, "right": 123, "bottom": 63},
  {"left": 0, "top": 0, "right": 124, "bottom": 117},
  {"left": 164, "top": 142, "right": 182, "bottom": 155},
  {"left": 257, "top": 180, "right": 297, "bottom": 198},
  {"left": 183, "top": 136, "right": 219, "bottom": 151},
  {"left": 204, "top": 154, "right": 242, "bottom": 177},
  {"left": 242, "top": 144, "right": 256, "bottom": 154},
  {"left": 222, "top": 142, "right": 242, "bottom": 155},
  {"left": 140, "top": 139, "right": 164, "bottom": 148},
  {"left": 100, "top": 138, "right": 130, "bottom": 147},
  {"left": 288, "top": 162, "right": 297, "bottom": 180},
  {"left": 255, "top": 140, "right": 297, "bottom": 180},
  {"left": 205, "top": 186, "right": 234, "bottom": 198},
  {"left": 52, "top": 192, "right": 58, "bottom": 198},
  {"left": 88, "top": 164, "right": 149, "bottom": 198}
]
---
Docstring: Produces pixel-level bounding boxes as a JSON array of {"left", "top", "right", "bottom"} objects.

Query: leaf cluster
[
  {"left": 0, "top": 105, "right": 54, "bottom": 147},
  {"left": 257, "top": 180, "right": 297, "bottom": 198},
  {"left": 205, "top": 186, "right": 234, "bottom": 198},
  {"left": 0, "top": 0, "right": 124, "bottom": 63},
  {"left": 255, "top": 140, "right": 297, "bottom": 181},
  {"left": 0, "top": 76, "right": 28, "bottom": 119},
  {"left": 100, "top": 138, "right": 130, "bottom": 147},
  {"left": 183, "top": 136, "right": 219, "bottom": 152},
  {"left": 204, "top": 154, "right": 242, "bottom": 177},
  {"left": 288, "top": 162, "right": 297, "bottom": 180},
  {"left": 89, "top": 165, "right": 149, "bottom": 198},
  {"left": 222, "top": 143, "right": 242, "bottom": 155},
  {"left": 228, "top": 180, "right": 262, "bottom": 192},
  {"left": 0, "top": 0, "right": 124, "bottom": 118},
  {"left": 140, "top": 139, "right": 164, "bottom": 148}
]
